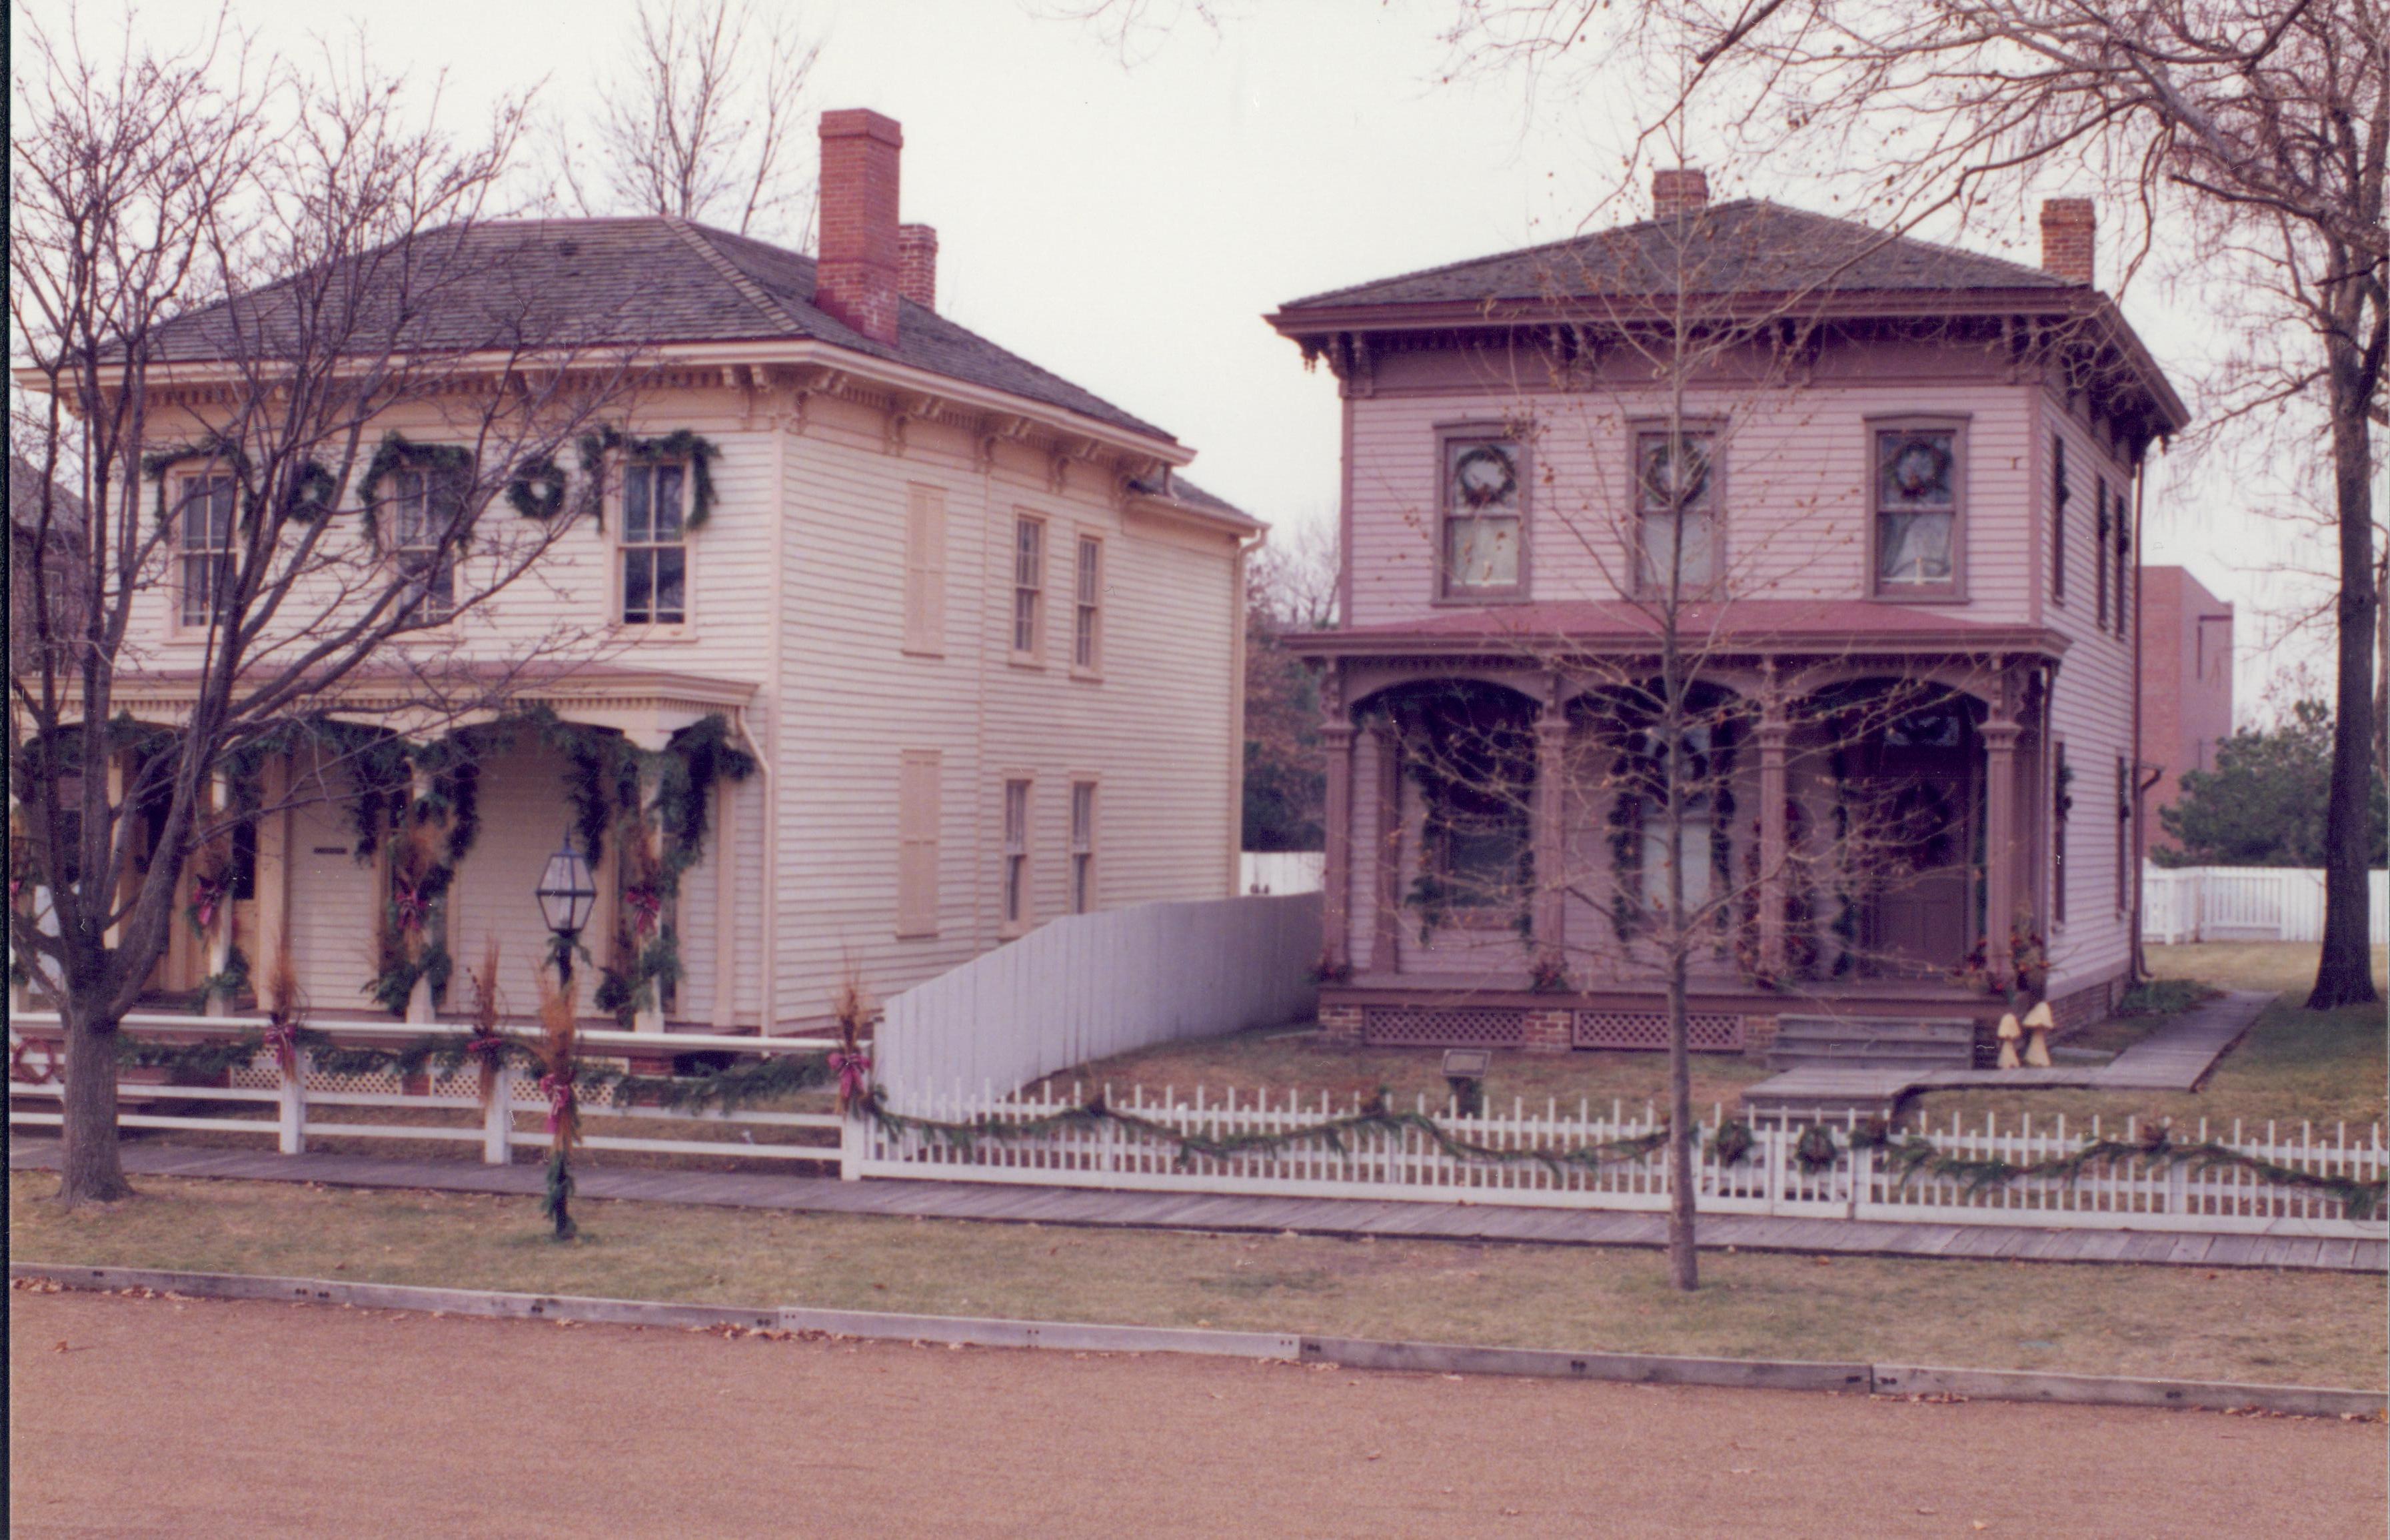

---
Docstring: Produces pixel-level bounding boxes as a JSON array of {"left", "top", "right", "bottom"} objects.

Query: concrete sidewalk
[
  {"left": 1748, "top": 990, "right": 2272, "bottom": 1115},
  {"left": 13, "top": 1134, "right": 2381, "bottom": 1273}
]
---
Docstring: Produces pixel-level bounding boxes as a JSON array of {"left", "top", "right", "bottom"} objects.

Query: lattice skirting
[
  {"left": 1362, "top": 1006, "right": 1526, "bottom": 1047},
  {"left": 1573, "top": 1011, "right": 1746, "bottom": 1052}
]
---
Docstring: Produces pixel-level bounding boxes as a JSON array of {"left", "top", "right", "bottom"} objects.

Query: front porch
[
  {"left": 1296, "top": 608, "right": 2115, "bottom": 1053},
  {"left": 53, "top": 664, "right": 759, "bottom": 1034}
]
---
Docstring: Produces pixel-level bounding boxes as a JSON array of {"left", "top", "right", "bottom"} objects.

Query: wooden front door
[{"left": 1856, "top": 720, "right": 1976, "bottom": 977}]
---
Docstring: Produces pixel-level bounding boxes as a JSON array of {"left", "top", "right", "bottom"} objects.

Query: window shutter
[
  {"left": 904, "top": 486, "right": 946, "bottom": 656},
  {"left": 897, "top": 750, "right": 942, "bottom": 937}
]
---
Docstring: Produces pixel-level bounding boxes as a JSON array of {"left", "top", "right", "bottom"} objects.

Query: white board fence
[
  {"left": 854, "top": 1082, "right": 2387, "bottom": 1239},
  {"left": 1240, "top": 851, "right": 1325, "bottom": 895},
  {"left": 876, "top": 894, "right": 1322, "bottom": 1109},
  {"left": 2143, "top": 864, "right": 2390, "bottom": 946}
]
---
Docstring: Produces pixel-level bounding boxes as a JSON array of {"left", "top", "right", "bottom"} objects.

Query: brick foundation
[
  {"left": 1520, "top": 1008, "right": 1572, "bottom": 1054},
  {"left": 1319, "top": 1002, "right": 1364, "bottom": 1046},
  {"left": 2045, "top": 971, "right": 2131, "bottom": 1042}
]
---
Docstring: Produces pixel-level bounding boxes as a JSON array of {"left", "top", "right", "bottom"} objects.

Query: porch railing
[
  {"left": 7, "top": 1012, "right": 852, "bottom": 1171},
  {"left": 852, "top": 1081, "right": 2387, "bottom": 1239}
]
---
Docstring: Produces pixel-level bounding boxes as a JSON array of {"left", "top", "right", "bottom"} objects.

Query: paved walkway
[
  {"left": 13, "top": 1135, "right": 2382, "bottom": 1273},
  {"left": 1748, "top": 990, "right": 2272, "bottom": 1113}
]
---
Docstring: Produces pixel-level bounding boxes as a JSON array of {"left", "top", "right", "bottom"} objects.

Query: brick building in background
[{"left": 2140, "top": 566, "right": 2235, "bottom": 857}]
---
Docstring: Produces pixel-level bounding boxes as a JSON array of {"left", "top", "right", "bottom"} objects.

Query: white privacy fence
[
  {"left": 7, "top": 1013, "right": 844, "bottom": 1166},
  {"left": 1240, "top": 851, "right": 1325, "bottom": 895},
  {"left": 875, "top": 894, "right": 1322, "bottom": 1109},
  {"left": 2143, "top": 864, "right": 2390, "bottom": 945},
  {"left": 853, "top": 1083, "right": 2387, "bottom": 1239}
]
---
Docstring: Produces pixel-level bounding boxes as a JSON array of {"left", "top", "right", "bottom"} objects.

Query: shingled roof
[
  {"left": 145, "top": 217, "right": 1173, "bottom": 441},
  {"left": 1279, "top": 200, "right": 2076, "bottom": 313}
]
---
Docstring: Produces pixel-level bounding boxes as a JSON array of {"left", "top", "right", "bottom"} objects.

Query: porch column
[
  {"left": 1756, "top": 694, "right": 1790, "bottom": 981},
  {"left": 202, "top": 768, "right": 234, "bottom": 1018},
  {"left": 633, "top": 759, "right": 666, "bottom": 1035},
  {"left": 1983, "top": 718, "right": 2021, "bottom": 987},
  {"left": 253, "top": 754, "right": 292, "bottom": 1012},
  {"left": 1321, "top": 714, "right": 1356, "bottom": 973},
  {"left": 1532, "top": 696, "right": 1568, "bottom": 956},
  {"left": 1369, "top": 723, "right": 1403, "bottom": 973},
  {"left": 710, "top": 774, "right": 739, "bottom": 1030},
  {"left": 403, "top": 760, "right": 437, "bottom": 1025}
]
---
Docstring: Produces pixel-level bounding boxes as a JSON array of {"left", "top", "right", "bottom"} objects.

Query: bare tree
[
  {"left": 549, "top": 0, "right": 823, "bottom": 244},
  {"left": 9, "top": 19, "right": 639, "bottom": 1207},
  {"left": 1440, "top": 0, "right": 2384, "bottom": 1006},
  {"left": 1245, "top": 518, "right": 1340, "bottom": 854}
]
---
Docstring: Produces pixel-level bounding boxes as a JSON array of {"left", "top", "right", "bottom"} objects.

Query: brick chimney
[
  {"left": 1653, "top": 167, "right": 1709, "bottom": 221},
  {"left": 815, "top": 109, "right": 904, "bottom": 344},
  {"left": 2039, "top": 198, "right": 2095, "bottom": 286},
  {"left": 898, "top": 224, "right": 938, "bottom": 312}
]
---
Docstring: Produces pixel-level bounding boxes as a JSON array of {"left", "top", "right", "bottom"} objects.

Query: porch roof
[
  {"left": 81, "top": 662, "right": 756, "bottom": 752},
  {"left": 1287, "top": 599, "right": 2071, "bottom": 661}
]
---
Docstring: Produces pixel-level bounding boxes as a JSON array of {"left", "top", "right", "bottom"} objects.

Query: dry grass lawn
[{"left": 11, "top": 1171, "right": 2383, "bottom": 1389}]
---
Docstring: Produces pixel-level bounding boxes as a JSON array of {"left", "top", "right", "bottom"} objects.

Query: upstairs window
[
  {"left": 1073, "top": 535, "right": 1103, "bottom": 671},
  {"left": 1070, "top": 780, "right": 1097, "bottom": 914},
  {"left": 2094, "top": 476, "right": 2111, "bottom": 630},
  {"left": 1012, "top": 516, "right": 1045, "bottom": 658},
  {"left": 391, "top": 469, "right": 461, "bottom": 618},
  {"left": 1635, "top": 428, "right": 1718, "bottom": 593},
  {"left": 176, "top": 473, "right": 237, "bottom": 626},
  {"left": 621, "top": 462, "right": 687, "bottom": 625},
  {"left": 2050, "top": 436, "right": 2069, "bottom": 604},
  {"left": 1872, "top": 424, "right": 1961, "bottom": 597},
  {"left": 1439, "top": 433, "right": 1525, "bottom": 598}
]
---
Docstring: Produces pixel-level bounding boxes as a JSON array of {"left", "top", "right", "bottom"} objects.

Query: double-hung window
[
  {"left": 1002, "top": 778, "right": 1032, "bottom": 931},
  {"left": 621, "top": 462, "right": 688, "bottom": 626},
  {"left": 1069, "top": 780, "right": 1097, "bottom": 914},
  {"left": 2094, "top": 477, "right": 2111, "bottom": 630},
  {"left": 391, "top": 469, "right": 461, "bottom": 618},
  {"left": 1439, "top": 432, "right": 1526, "bottom": 598},
  {"left": 1012, "top": 516, "right": 1045, "bottom": 658},
  {"left": 1635, "top": 427, "right": 1718, "bottom": 593},
  {"left": 1872, "top": 422, "right": 1962, "bottom": 596},
  {"left": 1072, "top": 535, "right": 1102, "bottom": 671},
  {"left": 177, "top": 474, "right": 237, "bottom": 626},
  {"left": 2050, "top": 436, "right": 2069, "bottom": 604}
]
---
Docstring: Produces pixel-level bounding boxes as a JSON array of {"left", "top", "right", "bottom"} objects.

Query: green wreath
[
  {"left": 285, "top": 460, "right": 343, "bottom": 522},
  {"left": 141, "top": 434, "right": 255, "bottom": 531},
  {"left": 1883, "top": 435, "right": 1953, "bottom": 501},
  {"left": 1451, "top": 443, "right": 1517, "bottom": 508},
  {"left": 505, "top": 455, "right": 569, "bottom": 521}
]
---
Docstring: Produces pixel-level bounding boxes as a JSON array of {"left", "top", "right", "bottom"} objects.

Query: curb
[{"left": 15, "top": 1261, "right": 2384, "bottom": 1418}]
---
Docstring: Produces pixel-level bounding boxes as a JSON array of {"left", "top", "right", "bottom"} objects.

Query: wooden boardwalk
[{"left": 13, "top": 1136, "right": 2383, "bottom": 1274}]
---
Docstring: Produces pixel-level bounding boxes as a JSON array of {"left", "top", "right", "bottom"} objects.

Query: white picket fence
[
  {"left": 852, "top": 1082, "right": 2387, "bottom": 1238},
  {"left": 2143, "top": 864, "right": 2390, "bottom": 945},
  {"left": 7, "top": 1012, "right": 847, "bottom": 1167},
  {"left": 874, "top": 893, "right": 1322, "bottom": 1110},
  {"left": 1240, "top": 851, "right": 1325, "bottom": 895}
]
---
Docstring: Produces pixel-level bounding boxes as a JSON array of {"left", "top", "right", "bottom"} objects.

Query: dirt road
[{"left": 11, "top": 1289, "right": 2383, "bottom": 1538}]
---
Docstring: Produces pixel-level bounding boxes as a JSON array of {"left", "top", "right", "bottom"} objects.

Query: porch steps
[{"left": 1765, "top": 1015, "right": 1978, "bottom": 1074}]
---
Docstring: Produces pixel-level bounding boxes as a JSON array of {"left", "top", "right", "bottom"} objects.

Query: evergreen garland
[
  {"left": 574, "top": 426, "right": 723, "bottom": 530},
  {"left": 859, "top": 1088, "right": 1673, "bottom": 1179},
  {"left": 357, "top": 431, "right": 476, "bottom": 547},
  {"left": 141, "top": 434, "right": 254, "bottom": 530}
]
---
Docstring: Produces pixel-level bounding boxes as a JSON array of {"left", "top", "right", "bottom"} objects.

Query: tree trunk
[
  {"left": 2309, "top": 377, "right": 2380, "bottom": 1010},
  {"left": 1666, "top": 948, "right": 1698, "bottom": 1291},
  {"left": 57, "top": 1001, "right": 133, "bottom": 1206}
]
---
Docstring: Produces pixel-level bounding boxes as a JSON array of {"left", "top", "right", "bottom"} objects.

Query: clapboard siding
[
  {"left": 1349, "top": 377, "right": 2041, "bottom": 628},
  {"left": 153, "top": 371, "right": 1242, "bottom": 1033}
]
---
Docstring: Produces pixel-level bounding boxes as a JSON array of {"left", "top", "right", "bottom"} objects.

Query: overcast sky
[{"left": 25, "top": 0, "right": 2362, "bottom": 716}]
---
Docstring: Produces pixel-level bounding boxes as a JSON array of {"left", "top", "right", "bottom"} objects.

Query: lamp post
[{"left": 535, "top": 837, "right": 597, "bottom": 984}]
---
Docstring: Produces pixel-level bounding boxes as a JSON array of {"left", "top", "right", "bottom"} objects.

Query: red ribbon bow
[
  {"left": 392, "top": 884, "right": 429, "bottom": 934},
  {"left": 539, "top": 1072, "right": 576, "bottom": 1133},
  {"left": 263, "top": 1020, "right": 300, "bottom": 1079},
  {"left": 828, "top": 1050, "right": 872, "bottom": 1111},
  {"left": 624, "top": 885, "right": 663, "bottom": 936}
]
